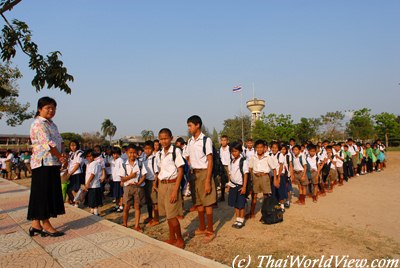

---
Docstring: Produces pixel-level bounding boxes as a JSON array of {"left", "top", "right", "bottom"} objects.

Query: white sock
[
  {"left": 94, "top": 208, "right": 98, "bottom": 215},
  {"left": 237, "top": 217, "right": 244, "bottom": 223}
]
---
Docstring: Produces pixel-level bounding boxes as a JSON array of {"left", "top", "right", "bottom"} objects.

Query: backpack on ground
[{"left": 260, "top": 194, "right": 284, "bottom": 224}]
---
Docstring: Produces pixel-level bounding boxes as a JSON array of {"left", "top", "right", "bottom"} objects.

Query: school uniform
[
  {"left": 326, "top": 157, "right": 338, "bottom": 189},
  {"left": 293, "top": 154, "right": 308, "bottom": 186},
  {"left": 249, "top": 154, "right": 274, "bottom": 194},
  {"left": 184, "top": 133, "right": 217, "bottom": 207},
  {"left": 157, "top": 146, "right": 185, "bottom": 219},
  {"left": 334, "top": 151, "right": 344, "bottom": 176},
  {"left": 228, "top": 156, "right": 249, "bottom": 209},
  {"left": 306, "top": 155, "right": 320, "bottom": 185},
  {"left": 85, "top": 161, "right": 103, "bottom": 208},
  {"left": 5, "top": 153, "right": 13, "bottom": 173},
  {"left": 219, "top": 145, "right": 231, "bottom": 185},
  {"left": 119, "top": 159, "right": 147, "bottom": 207},
  {"left": 269, "top": 152, "right": 287, "bottom": 201},
  {"left": 143, "top": 154, "right": 159, "bottom": 205},
  {"left": 110, "top": 157, "right": 124, "bottom": 199},
  {"left": 243, "top": 147, "right": 255, "bottom": 160},
  {"left": 348, "top": 144, "right": 359, "bottom": 169},
  {"left": 67, "top": 150, "right": 84, "bottom": 192}
]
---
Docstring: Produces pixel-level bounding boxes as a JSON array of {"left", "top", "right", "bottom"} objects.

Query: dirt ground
[{"left": 12, "top": 152, "right": 400, "bottom": 266}]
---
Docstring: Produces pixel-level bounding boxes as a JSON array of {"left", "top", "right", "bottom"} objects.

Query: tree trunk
[{"left": 385, "top": 130, "right": 389, "bottom": 148}]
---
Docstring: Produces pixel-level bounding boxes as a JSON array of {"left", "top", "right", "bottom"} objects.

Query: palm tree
[
  {"left": 141, "top": 130, "right": 154, "bottom": 141},
  {"left": 101, "top": 119, "right": 117, "bottom": 144}
]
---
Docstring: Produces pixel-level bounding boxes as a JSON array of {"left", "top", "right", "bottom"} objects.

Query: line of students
[{"left": 63, "top": 117, "right": 387, "bottom": 247}]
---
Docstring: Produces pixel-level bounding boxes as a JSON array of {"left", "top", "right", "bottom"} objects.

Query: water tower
[{"left": 246, "top": 98, "right": 266, "bottom": 128}]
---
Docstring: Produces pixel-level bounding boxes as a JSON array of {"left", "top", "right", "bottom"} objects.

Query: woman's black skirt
[{"left": 27, "top": 166, "right": 65, "bottom": 220}]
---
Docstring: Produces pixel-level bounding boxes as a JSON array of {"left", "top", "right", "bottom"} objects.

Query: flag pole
[{"left": 241, "top": 88, "right": 244, "bottom": 143}]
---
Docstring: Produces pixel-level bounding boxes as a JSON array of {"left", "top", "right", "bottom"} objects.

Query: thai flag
[{"left": 233, "top": 85, "right": 242, "bottom": 93}]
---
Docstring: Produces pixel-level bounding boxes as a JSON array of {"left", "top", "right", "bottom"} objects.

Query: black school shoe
[
  {"left": 232, "top": 221, "right": 239, "bottom": 228},
  {"left": 236, "top": 222, "right": 245, "bottom": 229}
]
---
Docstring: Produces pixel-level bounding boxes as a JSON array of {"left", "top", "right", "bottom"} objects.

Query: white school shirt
[
  {"left": 143, "top": 154, "right": 159, "bottom": 181},
  {"left": 68, "top": 150, "right": 83, "bottom": 175},
  {"left": 118, "top": 159, "right": 147, "bottom": 187},
  {"left": 6, "top": 153, "right": 14, "bottom": 162},
  {"left": 306, "top": 155, "right": 320, "bottom": 172},
  {"left": 249, "top": 154, "right": 275, "bottom": 174},
  {"left": 269, "top": 152, "right": 284, "bottom": 173},
  {"left": 228, "top": 156, "right": 249, "bottom": 187},
  {"left": 95, "top": 156, "right": 106, "bottom": 169},
  {"left": 347, "top": 144, "right": 358, "bottom": 156},
  {"left": 110, "top": 157, "right": 123, "bottom": 182},
  {"left": 377, "top": 144, "right": 385, "bottom": 152},
  {"left": 334, "top": 151, "right": 344, "bottom": 168},
  {"left": 318, "top": 148, "right": 327, "bottom": 161},
  {"left": 0, "top": 158, "right": 6, "bottom": 169},
  {"left": 104, "top": 154, "right": 112, "bottom": 175},
  {"left": 157, "top": 146, "right": 185, "bottom": 181},
  {"left": 243, "top": 147, "right": 255, "bottom": 160},
  {"left": 85, "top": 161, "right": 101, "bottom": 189},
  {"left": 282, "top": 153, "right": 293, "bottom": 177},
  {"left": 293, "top": 155, "right": 306, "bottom": 171},
  {"left": 219, "top": 145, "right": 231, "bottom": 166},
  {"left": 327, "top": 157, "right": 337, "bottom": 170},
  {"left": 184, "top": 133, "right": 213, "bottom": 169}
]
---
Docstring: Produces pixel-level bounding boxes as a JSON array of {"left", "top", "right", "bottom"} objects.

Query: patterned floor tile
[
  {"left": 0, "top": 247, "right": 62, "bottom": 268},
  {"left": 0, "top": 231, "right": 38, "bottom": 255}
]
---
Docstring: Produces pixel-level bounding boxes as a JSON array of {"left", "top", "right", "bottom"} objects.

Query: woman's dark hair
[
  {"left": 69, "top": 140, "right": 81, "bottom": 150},
  {"left": 230, "top": 141, "right": 243, "bottom": 153},
  {"left": 35, "top": 97, "right": 57, "bottom": 117}
]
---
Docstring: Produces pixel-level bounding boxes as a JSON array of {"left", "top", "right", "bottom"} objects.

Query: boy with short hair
[
  {"left": 111, "top": 147, "right": 124, "bottom": 212},
  {"left": 219, "top": 135, "right": 230, "bottom": 202},
  {"left": 347, "top": 139, "right": 359, "bottom": 176},
  {"left": 142, "top": 140, "right": 160, "bottom": 226},
  {"left": 248, "top": 140, "right": 277, "bottom": 217},
  {"left": 184, "top": 115, "right": 216, "bottom": 242},
  {"left": 156, "top": 128, "right": 185, "bottom": 248},
  {"left": 119, "top": 145, "right": 147, "bottom": 232},
  {"left": 334, "top": 143, "right": 345, "bottom": 186},
  {"left": 243, "top": 139, "right": 255, "bottom": 159},
  {"left": 292, "top": 145, "right": 308, "bottom": 205},
  {"left": 343, "top": 145, "right": 353, "bottom": 181},
  {"left": 306, "top": 145, "right": 322, "bottom": 202},
  {"left": 269, "top": 142, "right": 286, "bottom": 210},
  {"left": 324, "top": 146, "right": 337, "bottom": 192}
]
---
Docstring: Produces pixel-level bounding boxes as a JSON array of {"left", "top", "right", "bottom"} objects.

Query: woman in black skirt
[{"left": 27, "top": 97, "right": 66, "bottom": 237}]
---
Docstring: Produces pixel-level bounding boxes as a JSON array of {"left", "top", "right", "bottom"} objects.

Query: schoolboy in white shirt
[
  {"left": 184, "top": 115, "right": 216, "bottom": 243},
  {"left": 156, "top": 128, "right": 185, "bottom": 248},
  {"left": 219, "top": 135, "right": 230, "bottom": 202}
]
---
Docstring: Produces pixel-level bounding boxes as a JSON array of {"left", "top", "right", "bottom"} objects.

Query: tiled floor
[{"left": 0, "top": 178, "right": 225, "bottom": 268}]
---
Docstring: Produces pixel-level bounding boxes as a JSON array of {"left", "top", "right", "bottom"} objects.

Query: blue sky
[{"left": 1, "top": 0, "right": 400, "bottom": 138}]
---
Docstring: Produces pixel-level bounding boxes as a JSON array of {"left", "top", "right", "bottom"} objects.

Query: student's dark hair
[
  {"left": 69, "top": 140, "right": 81, "bottom": 150},
  {"left": 153, "top": 139, "right": 159, "bottom": 143},
  {"left": 347, "top": 138, "right": 353, "bottom": 142},
  {"left": 366, "top": 142, "right": 371, "bottom": 146},
  {"left": 6, "top": 149, "right": 12, "bottom": 153},
  {"left": 270, "top": 141, "right": 280, "bottom": 149},
  {"left": 126, "top": 144, "right": 137, "bottom": 151},
  {"left": 308, "top": 144, "right": 317, "bottom": 151},
  {"left": 293, "top": 145, "right": 301, "bottom": 151},
  {"left": 83, "top": 149, "right": 99, "bottom": 158},
  {"left": 326, "top": 145, "right": 333, "bottom": 150},
  {"left": 144, "top": 140, "right": 154, "bottom": 149},
  {"left": 176, "top": 137, "right": 186, "bottom": 145},
  {"left": 94, "top": 145, "right": 102, "bottom": 151},
  {"left": 112, "top": 147, "right": 121, "bottom": 155},
  {"left": 122, "top": 145, "right": 128, "bottom": 149},
  {"left": 344, "top": 144, "right": 349, "bottom": 148},
  {"left": 289, "top": 138, "right": 296, "bottom": 142},
  {"left": 246, "top": 138, "right": 253, "bottom": 142},
  {"left": 230, "top": 141, "right": 243, "bottom": 153},
  {"left": 322, "top": 140, "right": 329, "bottom": 144},
  {"left": 254, "top": 139, "right": 265, "bottom": 147},
  {"left": 35, "top": 96, "right": 57, "bottom": 117},
  {"left": 158, "top": 128, "right": 173, "bottom": 137},
  {"left": 220, "top": 135, "right": 228, "bottom": 139},
  {"left": 136, "top": 146, "right": 143, "bottom": 153},
  {"left": 187, "top": 115, "right": 202, "bottom": 127},
  {"left": 334, "top": 143, "right": 341, "bottom": 147}
]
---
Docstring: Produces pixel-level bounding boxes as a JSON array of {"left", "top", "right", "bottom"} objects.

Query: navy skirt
[
  {"left": 27, "top": 166, "right": 65, "bottom": 220},
  {"left": 228, "top": 186, "right": 247, "bottom": 209},
  {"left": 86, "top": 188, "right": 103, "bottom": 208}
]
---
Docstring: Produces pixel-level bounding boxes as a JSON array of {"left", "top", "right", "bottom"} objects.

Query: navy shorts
[
  {"left": 275, "top": 174, "right": 288, "bottom": 201},
  {"left": 228, "top": 186, "right": 247, "bottom": 209},
  {"left": 113, "top": 181, "right": 123, "bottom": 199}
]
